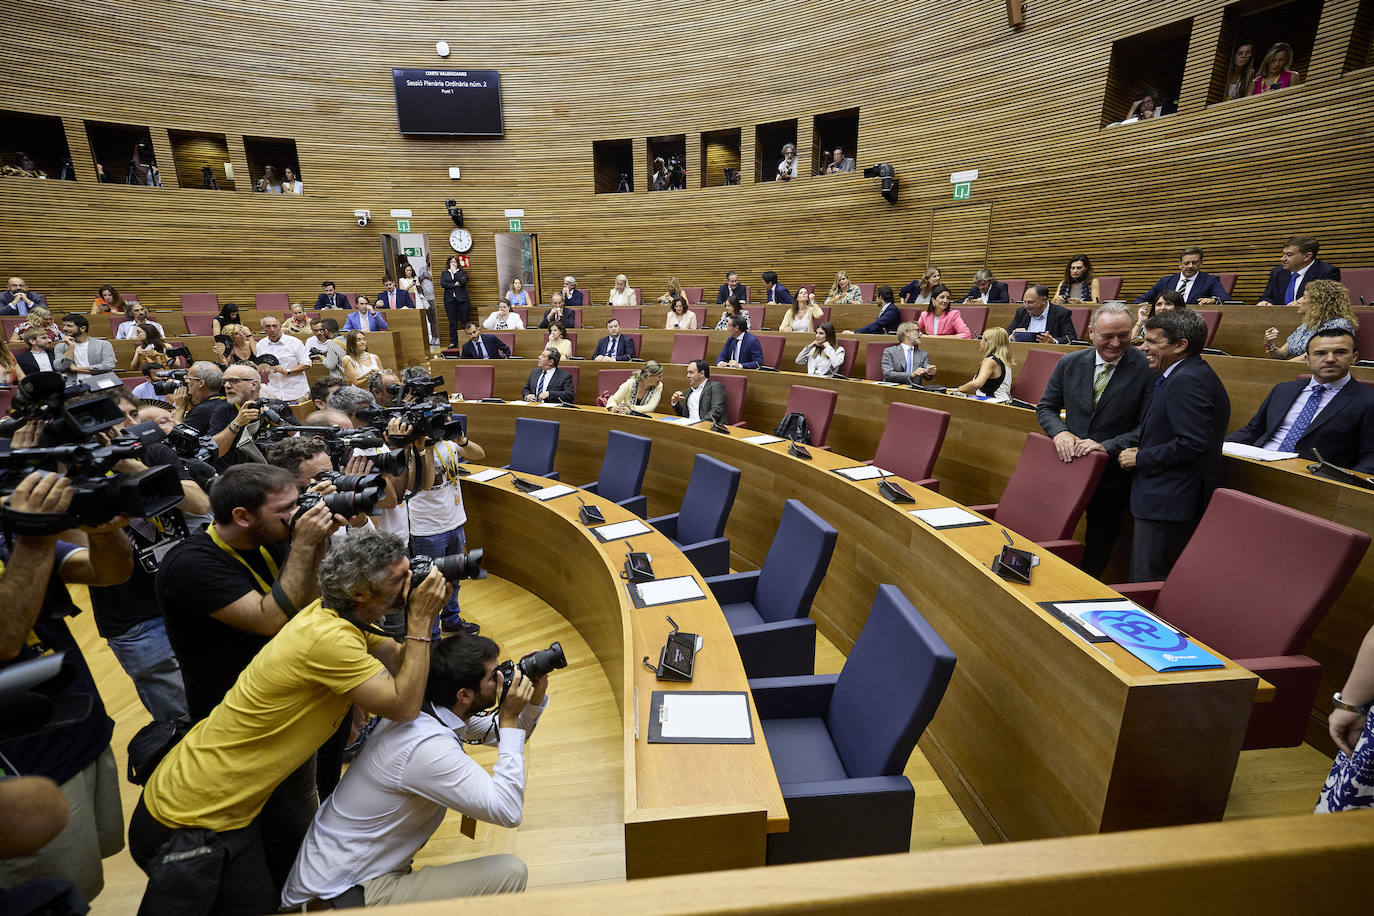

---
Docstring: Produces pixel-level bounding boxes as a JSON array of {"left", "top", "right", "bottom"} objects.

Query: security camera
[{"left": 354, "top": 209, "right": 371, "bottom": 227}]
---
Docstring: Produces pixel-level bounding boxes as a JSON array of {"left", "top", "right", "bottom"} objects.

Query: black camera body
[
  {"left": 0, "top": 371, "right": 125, "bottom": 446},
  {"left": 357, "top": 401, "right": 463, "bottom": 447},
  {"left": 497, "top": 642, "right": 567, "bottom": 704},
  {"left": 409, "top": 549, "right": 486, "bottom": 592},
  {"left": 291, "top": 483, "right": 384, "bottom": 527}
]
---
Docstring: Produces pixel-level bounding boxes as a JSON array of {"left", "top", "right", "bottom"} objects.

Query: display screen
[{"left": 392, "top": 68, "right": 504, "bottom": 137}]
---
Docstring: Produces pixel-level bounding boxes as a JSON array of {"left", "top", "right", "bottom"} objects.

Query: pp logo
[{"left": 1083, "top": 609, "right": 1188, "bottom": 652}]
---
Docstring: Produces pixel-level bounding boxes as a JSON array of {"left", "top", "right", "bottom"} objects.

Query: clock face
[{"left": 449, "top": 228, "right": 473, "bottom": 253}]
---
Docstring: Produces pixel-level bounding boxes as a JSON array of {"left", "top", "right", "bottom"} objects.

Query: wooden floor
[{"left": 67, "top": 575, "right": 1332, "bottom": 915}]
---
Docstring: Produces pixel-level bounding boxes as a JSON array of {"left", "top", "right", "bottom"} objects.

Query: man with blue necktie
[
  {"left": 0, "top": 276, "right": 48, "bottom": 316},
  {"left": 343, "top": 297, "right": 388, "bottom": 332},
  {"left": 716, "top": 316, "right": 764, "bottom": 369},
  {"left": 459, "top": 322, "right": 512, "bottom": 359},
  {"left": 1255, "top": 235, "right": 1342, "bottom": 307},
  {"left": 593, "top": 318, "right": 635, "bottom": 361},
  {"left": 1133, "top": 247, "right": 1226, "bottom": 306},
  {"left": 879, "top": 323, "right": 936, "bottom": 383},
  {"left": 521, "top": 347, "right": 574, "bottom": 403}
]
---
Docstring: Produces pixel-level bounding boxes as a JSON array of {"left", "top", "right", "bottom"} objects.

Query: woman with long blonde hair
[
  {"left": 952, "top": 326, "right": 1013, "bottom": 403},
  {"left": 825, "top": 271, "right": 862, "bottom": 306},
  {"left": 342, "top": 330, "right": 383, "bottom": 386},
  {"left": 1264, "top": 280, "right": 1358, "bottom": 360}
]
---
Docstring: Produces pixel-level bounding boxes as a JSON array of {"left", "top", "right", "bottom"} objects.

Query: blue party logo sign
[{"left": 1083, "top": 609, "right": 1188, "bottom": 652}]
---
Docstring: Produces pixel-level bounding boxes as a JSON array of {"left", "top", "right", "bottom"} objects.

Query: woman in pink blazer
[{"left": 915, "top": 285, "right": 972, "bottom": 339}]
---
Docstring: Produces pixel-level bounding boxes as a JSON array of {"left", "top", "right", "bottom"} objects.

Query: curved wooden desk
[
  {"left": 451, "top": 403, "right": 1261, "bottom": 842},
  {"left": 457, "top": 466, "right": 786, "bottom": 879}
]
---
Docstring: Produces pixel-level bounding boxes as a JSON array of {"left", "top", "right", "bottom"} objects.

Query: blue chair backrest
[
  {"left": 676, "top": 454, "right": 740, "bottom": 545},
  {"left": 596, "top": 430, "right": 651, "bottom": 504},
  {"left": 753, "top": 500, "right": 837, "bottom": 624},
  {"left": 509, "top": 417, "right": 559, "bottom": 477},
  {"left": 827, "top": 585, "right": 956, "bottom": 778}
]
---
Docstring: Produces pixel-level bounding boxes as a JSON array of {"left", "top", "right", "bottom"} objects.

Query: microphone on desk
[{"left": 1361, "top": 295, "right": 1367, "bottom": 307}]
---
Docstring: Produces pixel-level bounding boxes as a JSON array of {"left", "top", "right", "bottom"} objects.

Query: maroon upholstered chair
[
  {"left": 1195, "top": 309, "right": 1222, "bottom": 347},
  {"left": 596, "top": 368, "right": 633, "bottom": 401},
  {"left": 968, "top": 432, "right": 1106, "bottom": 566},
  {"left": 958, "top": 306, "right": 989, "bottom": 337},
  {"left": 682, "top": 286, "right": 703, "bottom": 304},
  {"left": 1005, "top": 280, "right": 1028, "bottom": 302},
  {"left": 631, "top": 288, "right": 642, "bottom": 306},
  {"left": 898, "top": 307, "right": 921, "bottom": 325},
  {"left": 181, "top": 314, "right": 214, "bottom": 336},
  {"left": 621, "top": 332, "right": 643, "bottom": 359},
  {"left": 1215, "top": 273, "right": 1238, "bottom": 298},
  {"left": 1097, "top": 276, "right": 1123, "bottom": 300},
  {"left": 688, "top": 306, "right": 707, "bottom": 328},
  {"left": 716, "top": 373, "right": 747, "bottom": 426},
  {"left": 121, "top": 376, "right": 143, "bottom": 392},
  {"left": 816, "top": 306, "right": 832, "bottom": 325},
  {"left": 1068, "top": 307, "right": 1091, "bottom": 340},
  {"left": 511, "top": 307, "right": 529, "bottom": 327},
  {"left": 562, "top": 364, "right": 580, "bottom": 397},
  {"left": 341, "top": 292, "right": 357, "bottom": 309},
  {"left": 856, "top": 282, "right": 876, "bottom": 303},
  {"left": 453, "top": 365, "right": 495, "bottom": 400},
  {"left": 756, "top": 334, "right": 785, "bottom": 370},
  {"left": 491, "top": 332, "right": 516, "bottom": 356},
  {"left": 612, "top": 306, "right": 642, "bottom": 328},
  {"left": 865, "top": 340, "right": 892, "bottom": 381},
  {"left": 1112, "top": 489, "right": 1370, "bottom": 749},
  {"left": 105, "top": 314, "right": 126, "bottom": 337},
  {"left": 784, "top": 385, "right": 838, "bottom": 448},
  {"left": 1009, "top": 349, "right": 1065, "bottom": 405},
  {"left": 670, "top": 334, "right": 709, "bottom": 365},
  {"left": 748, "top": 306, "right": 768, "bottom": 332},
  {"left": 1341, "top": 268, "right": 1374, "bottom": 305},
  {"left": 1356, "top": 319, "right": 1374, "bottom": 362},
  {"left": 254, "top": 293, "right": 290, "bottom": 311},
  {"left": 1, "top": 317, "right": 25, "bottom": 338},
  {"left": 833, "top": 337, "right": 858, "bottom": 377},
  {"left": 179, "top": 293, "right": 220, "bottom": 313},
  {"left": 867, "top": 403, "right": 949, "bottom": 491}
]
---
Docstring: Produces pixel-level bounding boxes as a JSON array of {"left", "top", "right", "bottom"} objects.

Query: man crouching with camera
[{"left": 281, "top": 632, "right": 558, "bottom": 909}]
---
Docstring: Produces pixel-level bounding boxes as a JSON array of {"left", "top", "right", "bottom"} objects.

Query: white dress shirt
[
  {"left": 685, "top": 380, "right": 706, "bottom": 420},
  {"left": 256, "top": 333, "right": 311, "bottom": 401},
  {"left": 1262, "top": 374, "right": 1352, "bottom": 451},
  {"left": 1026, "top": 312, "right": 1048, "bottom": 333},
  {"left": 31, "top": 350, "right": 52, "bottom": 372},
  {"left": 483, "top": 311, "right": 525, "bottom": 331},
  {"left": 1175, "top": 274, "right": 1195, "bottom": 299},
  {"left": 116, "top": 319, "right": 167, "bottom": 340}
]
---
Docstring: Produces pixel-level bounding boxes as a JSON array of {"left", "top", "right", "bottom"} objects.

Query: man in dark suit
[
  {"left": 460, "top": 323, "right": 512, "bottom": 359},
  {"left": 375, "top": 279, "right": 413, "bottom": 310},
  {"left": 0, "top": 277, "right": 48, "bottom": 316},
  {"left": 670, "top": 360, "right": 727, "bottom": 424},
  {"left": 1007, "top": 285, "right": 1078, "bottom": 344},
  {"left": 314, "top": 281, "right": 348, "bottom": 311},
  {"left": 558, "top": 276, "right": 583, "bottom": 307},
  {"left": 761, "top": 271, "right": 793, "bottom": 305},
  {"left": 716, "top": 316, "right": 764, "bottom": 369},
  {"left": 521, "top": 347, "right": 574, "bottom": 403},
  {"left": 1119, "top": 309, "right": 1230, "bottom": 581},
  {"left": 962, "top": 269, "right": 1009, "bottom": 304},
  {"left": 1255, "top": 235, "right": 1342, "bottom": 307},
  {"left": 851, "top": 285, "right": 902, "bottom": 335},
  {"left": 716, "top": 272, "right": 748, "bottom": 304},
  {"left": 1133, "top": 247, "right": 1226, "bottom": 305},
  {"left": 592, "top": 318, "right": 635, "bottom": 361},
  {"left": 14, "top": 327, "right": 57, "bottom": 376},
  {"left": 1227, "top": 327, "right": 1374, "bottom": 471},
  {"left": 537, "top": 291, "right": 577, "bottom": 329},
  {"left": 1037, "top": 302, "right": 1152, "bottom": 578}
]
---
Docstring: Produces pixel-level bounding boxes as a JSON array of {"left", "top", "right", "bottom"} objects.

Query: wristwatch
[{"left": 1332, "top": 692, "right": 1371, "bottom": 714}]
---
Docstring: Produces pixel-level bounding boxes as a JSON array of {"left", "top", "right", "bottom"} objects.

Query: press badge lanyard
[{"left": 207, "top": 524, "right": 279, "bottom": 594}]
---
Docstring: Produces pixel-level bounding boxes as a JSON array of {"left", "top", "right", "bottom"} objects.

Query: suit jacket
[
  {"left": 673, "top": 379, "right": 727, "bottom": 424},
  {"left": 963, "top": 281, "right": 1010, "bottom": 303},
  {"left": 521, "top": 367, "right": 574, "bottom": 403},
  {"left": 440, "top": 269, "right": 470, "bottom": 305},
  {"left": 15, "top": 348, "right": 55, "bottom": 377},
  {"left": 0, "top": 290, "right": 48, "bottom": 316},
  {"left": 1257, "top": 260, "right": 1341, "bottom": 305},
  {"left": 717, "top": 283, "right": 748, "bottom": 304},
  {"left": 538, "top": 306, "right": 577, "bottom": 329},
  {"left": 1134, "top": 272, "right": 1227, "bottom": 305},
  {"left": 1038, "top": 347, "right": 1152, "bottom": 492},
  {"left": 314, "top": 293, "right": 348, "bottom": 310},
  {"left": 460, "top": 334, "right": 511, "bottom": 359},
  {"left": 1006, "top": 304, "right": 1077, "bottom": 343},
  {"left": 53, "top": 337, "right": 117, "bottom": 378},
  {"left": 857, "top": 303, "right": 902, "bottom": 335},
  {"left": 880, "top": 343, "right": 932, "bottom": 384},
  {"left": 343, "top": 312, "right": 388, "bottom": 332},
  {"left": 717, "top": 332, "right": 764, "bottom": 369},
  {"left": 375, "top": 289, "right": 413, "bottom": 310},
  {"left": 1130, "top": 355, "right": 1230, "bottom": 522},
  {"left": 1227, "top": 376, "right": 1374, "bottom": 472},
  {"left": 561, "top": 289, "right": 584, "bottom": 307},
  {"left": 764, "top": 284, "right": 794, "bottom": 305},
  {"left": 593, "top": 334, "right": 635, "bottom": 361}
]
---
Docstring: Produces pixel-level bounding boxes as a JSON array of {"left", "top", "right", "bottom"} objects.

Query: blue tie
[
  {"left": 537, "top": 371, "right": 547, "bottom": 395},
  {"left": 1284, "top": 273, "right": 1299, "bottom": 305},
  {"left": 905, "top": 348, "right": 913, "bottom": 375},
  {"left": 609, "top": 339, "right": 617, "bottom": 359},
  {"left": 1278, "top": 384, "right": 1326, "bottom": 452},
  {"left": 478, "top": 339, "right": 487, "bottom": 359}
]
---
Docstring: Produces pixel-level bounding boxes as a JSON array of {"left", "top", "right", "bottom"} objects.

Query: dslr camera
[
  {"left": 497, "top": 642, "right": 567, "bottom": 704},
  {"left": 369, "top": 550, "right": 488, "bottom": 641},
  {"left": 290, "top": 471, "right": 386, "bottom": 527},
  {"left": 148, "top": 368, "right": 188, "bottom": 396}
]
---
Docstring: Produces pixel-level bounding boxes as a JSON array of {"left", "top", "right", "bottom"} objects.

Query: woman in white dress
[
  {"left": 778, "top": 286, "right": 824, "bottom": 332},
  {"left": 342, "top": 330, "right": 383, "bottom": 387},
  {"left": 482, "top": 302, "right": 526, "bottom": 331},
  {"left": 794, "top": 323, "right": 843, "bottom": 376},
  {"left": 607, "top": 274, "right": 636, "bottom": 309}
]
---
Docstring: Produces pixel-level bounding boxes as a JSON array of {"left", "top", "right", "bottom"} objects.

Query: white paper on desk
[
  {"left": 530, "top": 484, "right": 575, "bottom": 501},
  {"left": 660, "top": 693, "right": 752, "bottom": 740},
  {"left": 635, "top": 576, "right": 706, "bottom": 606},
  {"left": 910, "top": 506, "right": 983, "bottom": 528},
  {"left": 660, "top": 416, "right": 698, "bottom": 425},
  {"left": 467, "top": 468, "right": 508, "bottom": 483},
  {"left": 593, "top": 519, "right": 651, "bottom": 541},
  {"left": 742, "top": 434, "right": 783, "bottom": 445},
  {"left": 836, "top": 465, "right": 889, "bottom": 481},
  {"left": 1222, "top": 442, "right": 1298, "bottom": 462},
  {"left": 1050, "top": 599, "right": 1177, "bottom": 639}
]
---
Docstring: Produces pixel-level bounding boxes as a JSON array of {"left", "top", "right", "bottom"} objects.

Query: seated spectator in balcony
[
  {"left": 714, "top": 297, "right": 749, "bottom": 331},
  {"left": 1, "top": 151, "right": 46, "bottom": 178},
  {"left": 779, "top": 286, "right": 823, "bottom": 333},
  {"left": 825, "top": 271, "right": 863, "bottom": 306},
  {"left": 129, "top": 323, "right": 179, "bottom": 372},
  {"left": 376, "top": 278, "right": 413, "bottom": 310},
  {"left": 1256, "top": 235, "right": 1341, "bottom": 307},
  {"left": 717, "top": 272, "right": 748, "bottom": 304},
  {"left": 343, "top": 296, "right": 387, "bottom": 332},
  {"left": 1225, "top": 40, "right": 1256, "bottom": 100},
  {"left": 1263, "top": 280, "right": 1358, "bottom": 360},
  {"left": 538, "top": 292, "right": 576, "bottom": 329},
  {"left": 716, "top": 316, "right": 764, "bottom": 369},
  {"left": 1051, "top": 254, "right": 1100, "bottom": 304},
  {"left": 1228, "top": 326, "right": 1374, "bottom": 471},
  {"left": 16, "top": 327, "right": 55, "bottom": 376},
  {"left": 917, "top": 285, "right": 973, "bottom": 339},
  {"left": 560, "top": 276, "right": 584, "bottom": 307},
  {"left": 0, "top": 276, "right": 49, "bottom": 315},
  {"left": 482, "top": 301, "right": 525, "bottom": 331},
  {"left": 116, "top": 303, "right": 166, "bottom": 339},
  {"left": 1133, "top": 247, "right": 1225, "bottom": 305},
  {"left": 846, "top": 285, "right": 901, "bottom": 335},
  {"left": 212, "top": 302, "right": 241, "bottom": 337},
  {"left": 1008, "top": 285, "right": 1076, "bottom": 344},
  {"left": 776, "top": 143, "right": 798, "bottom": 182},
  {"left": 315, "top": 281, "right": 348, "bottom": 311},
  {"left": 282, "top": 166, "right": 303, "bottom": 194},
  {"left": 221, "top": 324, "right": 258, "bottom": 365},
  {"left": 545, "top": 321, "right": 573, "bottom": 361},
  {"left": 1123, "top": 92, "right": 1162, "bottom": 122},
  {"left": 665, "top": 296, "right": 697, "bottom": 330},
  {"left": 761, "top": 270, "right": 793, "bottom": 306},
  {"left": 257, "top": 164, "right": 283, "bottom": 193},
  {"left": 593, "top": 318, "right": 636, "bottom": 361},
  {"left": 461, "top": 322, "right": 512, "bottom": 360},
  {"left": 505, "top": 277, "right": 533, "bottom": 309},
  {"left": 882, "top": 323, "right": 936, "bottom": 385},
  {"left": 1132, "top": 290, "right": 1186, "bottom": 343},
  {"left": 950, "top": 327, "right": 1014, "bottom": 404},
  {"left": 91, "top": 284, "right": 128, "bottom": 315},
  {"left": 607, "top": 361, "right": 665, "bottom": 414},
  {"left": 1253, "top": 42, "right": 1302, "bottom": 95},
  {"left": 10, "top": 306, "right": 63, "bottom": 345},
  {"left": 963, "top": 269, "right": 1010, "bottom": 304},
  {"left": 900, "top": 267, "right": 943, "bottom": 305},
  {"left": 795, "top": 323, "right": 843, "bottom": 376},
  {"left": 607, "top": 274, "right": 636, "bottom": 308},
  {"left": 824, "top": 147, "right": 856, "bottom": 174}
]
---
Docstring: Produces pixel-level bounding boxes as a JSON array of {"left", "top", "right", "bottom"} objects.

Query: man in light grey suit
[
  {"left": 54, "top": 313, "right": 117, "bottom": 381},
  {"left": 1035, "top": 302, "right": 1152, "bottom": 578},
  {"left": 880, "top": 323, "right": 937, "bottom": 384},
  {"left": 670, "top": 360, "right": 727, "bottom": 424}
]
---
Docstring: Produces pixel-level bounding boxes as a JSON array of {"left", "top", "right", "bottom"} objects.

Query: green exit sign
[
  {"left": 508, "top": 218, "right": 522, "bottom": 232},
  {"left": 403, "top": 247, "right": 421, "bottom": 257},
  {"left": 396, "top": 219, "right": 411, "bottom": 232},
  {"left": 953, "top": 182, "right": 972, "bottom": 201}
]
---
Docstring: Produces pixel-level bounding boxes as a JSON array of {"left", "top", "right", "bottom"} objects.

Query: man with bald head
[
  {"left": 256, "top": 315, "right": 311, "bottom": 402},
  {"left": 0, "top": 276, "right": 48, "bottom": 315}
]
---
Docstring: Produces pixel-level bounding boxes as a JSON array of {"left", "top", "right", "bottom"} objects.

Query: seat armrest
[
  {"left": 1038, "top": 539, "right": 1084, "bottom": 567},
  {"left": 913, "top": 477, "right": 939, "bottom": 492},
  {"left": 733, "top": 618, "right": 817, "bottom": 678},
  {"left": 1236, "top": 654, "right": 1323, "bottom": 750},
  {"left": 748, "top": 673, "right": 839, "bottom": 718},
  {"left": 705, "top": 571, "right": 760, "bottom": 605},
  {"left": 615, "top": 494, "right": 647, "bottom": 519},
  {"left": 679, "top": 537, "right": 731, "bottom": 578},
  {"left": 767, "top": 776, "right": 915, "bottom": 865},
  {"left": 581, "top": 481, "right": 600, "bottom": 495},
  {"left": 647, "top": 513, "right": 679, "bottom": 539},
  {"left": 545, "top": 470, "right": 560, "bottom": 481},
  {"left": 968, "top": 502, "right": 998, "bottom": 518},
  {"left": 1111, "top": 581, "right": 1163, "bottom": 609}
]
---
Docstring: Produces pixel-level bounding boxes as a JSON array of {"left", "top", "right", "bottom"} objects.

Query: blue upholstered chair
[
  {"left": 646, "top": 454, "right": 740, "bottom": 577},
  {"left": 503, "top": 417, "right": 560, "bottom": 479},
  {"left": 750, "top": 585, "right": 956, "bottom": 865},
  {"left": 581, "top": 430, "right": 652, "bottom": 517},
  {"left": 705, "top": 499, "right": 837, "bottom": 678}
]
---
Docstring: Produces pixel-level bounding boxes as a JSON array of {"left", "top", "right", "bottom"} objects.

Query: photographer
[
  {"left": 282, "top": 631, "right": 546, "bottom": 908},
  {"left": 173, "top": 361, "right": 238, "bottom": 449},
  {"left": 651, "top": 156, "right": 669, "bottom": 192},
  {"left": 131, "top": 529, "right": 452, "bottom": 913}
]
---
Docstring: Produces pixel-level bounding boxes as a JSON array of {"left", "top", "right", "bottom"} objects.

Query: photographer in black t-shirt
[{"left": 171, "top": 361, "right": 241, "bottom": 455}]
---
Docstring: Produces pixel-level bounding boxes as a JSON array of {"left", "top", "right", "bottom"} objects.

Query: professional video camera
[
  {"left": 246, "top": 397, "right": 294, "bottom": 428},
  {"left": 254, "top": 425, "right": 405, "bottom": 474},
  {"left": 356, "top": 401, "right": 464, "bottom": 447},
  {"left": 148, "top": 368, "right": 188, "bottom": 396},
  {"left": 497, "top": 642, "right": 567, "bottom": 704},
  {"left": 0, "top": 371, "right": 125, "bottom": 446},
  {"left": 386, "top": 372, "right": 446, "bottom": 404}
]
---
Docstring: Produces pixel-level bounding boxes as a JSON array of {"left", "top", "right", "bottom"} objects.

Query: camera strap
[
  {"left": 206, "top": 524, "right": 278, "bottom": 594},
  {"left": 1, "top": 505, "right": 77, "bottom": 539}
]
